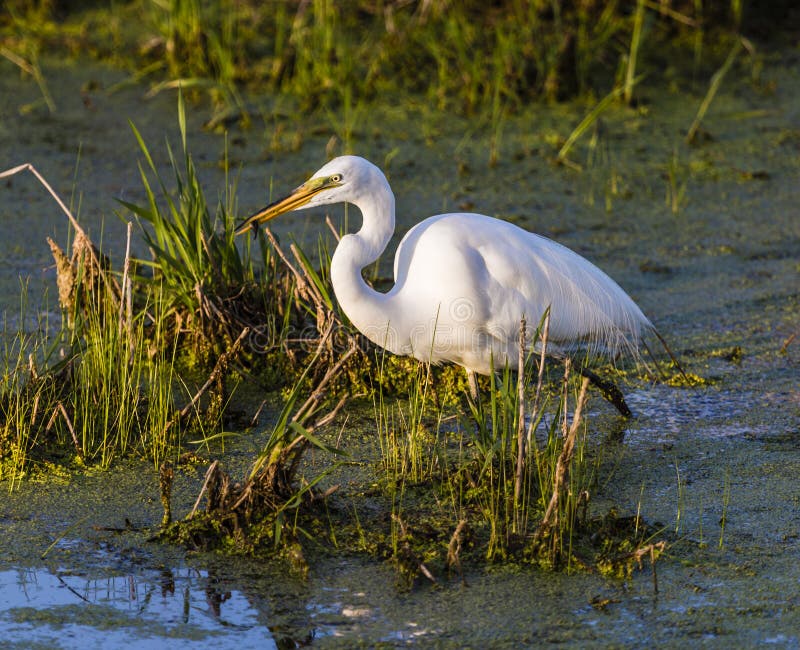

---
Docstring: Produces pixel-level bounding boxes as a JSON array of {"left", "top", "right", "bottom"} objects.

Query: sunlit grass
[
  {"left": 0, "top": 100, "right": 270, "bottom": 480},
  {"left": 371, "top": 314, "right": 629, "bottom": 573},
  {"left": 0, "top": 283, "right": 58, "bottom": 488},
  {"left": 0, "top": 0, "right": 749, "bottom": 117}
]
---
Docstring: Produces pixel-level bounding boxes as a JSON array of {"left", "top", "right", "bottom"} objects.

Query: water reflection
[{"left": 0, "top": 565, "right": 277, "bottom": 649}]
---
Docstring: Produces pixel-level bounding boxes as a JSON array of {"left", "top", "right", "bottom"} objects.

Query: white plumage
[{"left": 238, "top": 155, "right": 652, "bottom": 377}]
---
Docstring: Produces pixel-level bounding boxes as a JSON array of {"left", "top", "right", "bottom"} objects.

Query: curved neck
[{"left": 330, "top": 183, "right": 402, "bottom": 351}]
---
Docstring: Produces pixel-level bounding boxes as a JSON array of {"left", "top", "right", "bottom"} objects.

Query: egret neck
[{"left": 329, "top": 171, "right": 402, "bottom": 354}]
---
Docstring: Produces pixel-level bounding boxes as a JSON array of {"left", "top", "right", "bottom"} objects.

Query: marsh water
[{"left": 1, "top": 51, "right": 799, "bottom": 647}]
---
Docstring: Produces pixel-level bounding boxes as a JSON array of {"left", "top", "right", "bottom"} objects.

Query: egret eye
[{"left": 330, "top": 174, "right": 343, "bottom": 184}]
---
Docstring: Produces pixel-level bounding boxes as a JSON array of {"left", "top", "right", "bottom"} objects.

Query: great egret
[{"left": 237, "top": 156, "right": 654, "bottom": 410}]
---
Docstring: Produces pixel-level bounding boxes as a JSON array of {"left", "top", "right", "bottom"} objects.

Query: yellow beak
[{"left": 235, "top": 176, "right": 333, "bottom": 236}]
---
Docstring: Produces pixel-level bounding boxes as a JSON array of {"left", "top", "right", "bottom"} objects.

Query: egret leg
[{"left": 573, "top": 362, "right": 632, "bottom": 418}]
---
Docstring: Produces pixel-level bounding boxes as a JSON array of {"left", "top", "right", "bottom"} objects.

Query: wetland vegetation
[
  {"left": 2, "top": 0, "right": 763, "bottom": 121},
  {"left": 1, "top": 97, "right": 670, "bottom": 579},
  {"left": 1, "top": 0, "right": 799, "bottom": 645}
]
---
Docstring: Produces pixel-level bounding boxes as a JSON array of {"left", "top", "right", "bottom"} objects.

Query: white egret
[{"left": 237, "top": 156, "right": 654, "bottom": 411}]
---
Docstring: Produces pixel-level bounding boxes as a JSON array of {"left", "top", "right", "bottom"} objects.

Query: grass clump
[
  {"left": 367, "top": 318, "right": 666, "bottom": 582},
  {"left": 0, "top": 103, "right": 276, "bottom": 480},
  {"left": 119, "top": 94, "right": 266, "bottom": 359},
  {"left": 0, "top": 219, "right": 184, "bottom": 478},
  {"left": 0, "top": 284, "right": 59, "bottom": 488},
  {"left": 0, "top": 98, "right": 369, "bottom": 481},
  {"left": 161, "top": 321, "right": 665, "bottom": 583}
]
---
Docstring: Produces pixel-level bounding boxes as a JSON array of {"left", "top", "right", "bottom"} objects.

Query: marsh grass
[
  {"left": 458, "top": 325, "right": 597, "bottom": 566},
  {"left": 0, "top": 163, "right": 177, "bottom": 478},
  {"left": 1, "top": 105, "right": 378, "bottom": 571},
  {"left": 119, "top": 92, "right": 266, "bottom": 356},
  {"left": 719, "top": 468, "right": 731, "bottom": 548},
  {"left": 666, "top": 147, "right": 690, "bottom": 214},
  {"left": 557, "top": 84, "right": 629, "bottom": 168},
  {"left": 1, "top": 1, "right": 748, "bottom": 119},
  {"left": 370, "top": 315, "right": 660, "bottom": 578},
  {"left": 1, "top": 106, "right": 664, "bottom": 579},
  {"left": 0, "top": 284, "right": 58, "bottom": 487},
  {"left": 376, "top": 350, "right": 445, "bottom": 487},
  {"left": 624, "top": 0, "right": 649, "bottom": 106},
  {"left": 0, "top": 221, "right": 186, "bottom": 478},
  {"left": 0, "top": 108, "right": 301, "bottom": 480}
]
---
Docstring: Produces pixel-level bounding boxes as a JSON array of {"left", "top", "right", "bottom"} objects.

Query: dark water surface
[{"left": 1, "top": 52, "right": 799, "bottom": 647}]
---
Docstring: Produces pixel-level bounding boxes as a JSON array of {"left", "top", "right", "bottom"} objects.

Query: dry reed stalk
[
  {"left": 45, "top": 402, "right": 82, "bottom": 459},
  {"left": 535, "top": 373, "right": 591, "bottom": 541},
  {"left": 263, "top": 228, "right": 316, "bottom": 306},
  {"left": 514, "top": 317, "right": 526, "bottom": 506},
  {"left": 620, "top": 540, "right": 667, "bottom": 593},
  {"left": 447, "top": 519, "right": 468, "bottom": 579},
  {"left": 325, "top": 215, "right": 341, "bottom": 242},
  {"left": 527, "top": 310, "right": 550, "bottom": 447},
  {"left": 1, "top": 164, "right": 113, "bottom": 291},
  {"left": 189, "top": 459, "right": 221, "bottom": 516},
  {"left": 159, "top": 461, "right": 174, "bottom": 527},
  {"left": 119, "top": 222, "right": 134, "bottom": 360}
]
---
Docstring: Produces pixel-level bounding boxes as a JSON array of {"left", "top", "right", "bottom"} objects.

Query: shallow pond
[{"left": 1, "top": 49, "right": 799, "bottom": 647}]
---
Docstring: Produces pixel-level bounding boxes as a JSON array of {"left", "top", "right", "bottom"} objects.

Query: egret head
[{"left": 235, "top": 155, "right": 382, "bottom": 236}]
